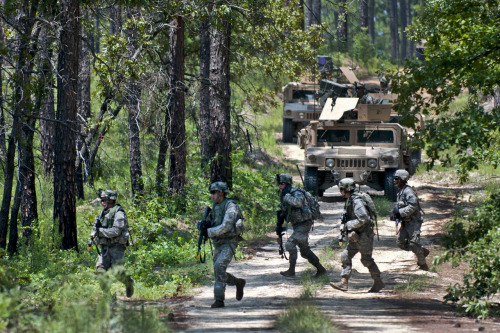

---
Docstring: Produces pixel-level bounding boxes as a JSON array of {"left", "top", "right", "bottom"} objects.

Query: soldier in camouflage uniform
[
  {"left": 91, "top": 190, "right": 134, "bottom": 297},
  {"left": 393, "top": 170, "right": 430, "bottom": 270},
  {"left": 275, "top": 174, "right": 326, "bottom": 278},
  {"left": 330, "top": 178, "right": 384, "bottom": 292},
  {"left": 207, "top": 181, "right": 246, "bottom": 308},
  {"left": 354, "top": 82, "right": 374, "bottom": 104}
]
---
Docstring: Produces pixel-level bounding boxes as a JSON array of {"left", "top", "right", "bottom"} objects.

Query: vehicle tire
[
  {"left": 409, "top": 150, "right": 422, "bottom": 175},
  {"left": 384, "top": 169, "right": 397, "bottom": 201},
  {"left": 304, "top": 166, "right": 319, "bottom": 196},
  {"left": 283, "top": 118, "right": 293, "bottom": 143},
  {"left": 318, "top": 189, "right": 324, "bottom": 197}
]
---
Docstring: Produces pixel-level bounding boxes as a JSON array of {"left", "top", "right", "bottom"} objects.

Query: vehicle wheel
[
  {"left": 282, "top": 118, "right": 293, "bottom": 143},
  {"left": 409, "top": 150, "right": 422, "bottom": 175},
  {"left": 384, "top": 169, "right": 397, "bottom": 201},
  {"left": 318, "top": 189, "right": 324, "bottom": 197},
  {"left": 304, "top": 166, "right": 318, "bottom": 196}
]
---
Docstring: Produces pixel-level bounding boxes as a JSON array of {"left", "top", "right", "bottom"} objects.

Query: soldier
[
  {"left": 393, "top": 170, "right": 430, "bottom": 270},
  {"left": 275, "top": 173, "right": 326, "bottom": 278},
  {"left": 207, "top": 181, "right": 246, "bottom": 308},
  {"left": 91, "top": 190, "right": 134, "bottom": 297},
  {"left": 354, "top": 82, "right": 374, "bottom": 104},
  {"left": 330, "top": 178, "right": 384, "bottom": 292},
  {"left": 379, "top": 76, "right": 391, "bottom": 94}
]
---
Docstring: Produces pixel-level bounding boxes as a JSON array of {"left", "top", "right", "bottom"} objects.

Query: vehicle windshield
[
  {"left": 292, "top": 90, "right": 316, "bottom": 100},
  {"left": 357, "top": 130, "right": 394, "bottom": 143},
  {"left": 317, "top": 129, "right": 350, "bottom": 143}
]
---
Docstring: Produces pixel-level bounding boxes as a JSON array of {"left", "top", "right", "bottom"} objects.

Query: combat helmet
[
  {"left": 209, "top": 181, "right": 229, "bottom": 193},
  {"left": 100, "top": 189, "right": 117, "bottom": 201},
  {"left": 277, "top": 173, "right": 293, "bottom": 185},
  {"left": 394, "top": 169, "right": 410, "bottom": 182},
  {"left": 355, "top": 81, "right": 365, "bottom": 89},
  {"left": 338, "top": 178, "right": 356, "bottom": 192}
]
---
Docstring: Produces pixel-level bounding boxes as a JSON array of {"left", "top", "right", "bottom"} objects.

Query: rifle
[
  {"left": 338, "top": 212, "right": 348, "bottom": 246},
  {"left": 296, "top": 164, "right": 305, "bottom": 187},
  {"left": 87, "top": 210, "right": 105, "bottom": 255},
  {"left": 276, "top": 210, "right": 288, "bottom": 260},
  {"left": 390, "top": 204, "right": 402, "bottom": 235},
  {"left": 195, "top": 206, "right": 212, "bottom": 263}
]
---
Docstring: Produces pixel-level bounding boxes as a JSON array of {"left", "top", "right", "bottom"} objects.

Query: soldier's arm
[
  {"left": 99, "top": 211, "right": 126, "bottom": 238},
  {"left": 346, "top": 198, "right": 370, "bottom": 231},
  {"left": 399, "top": 189, "right": 418, "bottom": 218},
  {"left": 207, "top": 202, "right": 239, "bottom": 238},
  {"left": 282, "top": 191, "right": 303, "bottom": 208}
]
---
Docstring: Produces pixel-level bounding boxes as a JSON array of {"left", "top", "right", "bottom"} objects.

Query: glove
[
  {"left": 339, "top": 224, "right": 346, "bottom": 232},
  {"left": 275, "top": 224, "right": 284, "bottom": 236},
  {"left": 202, "top": 228, "right": 208, "bottom": 238},
  {"left": 95, "top": 218, "right": 102, "bottom": 229},
  {"left": 393, "top": 207, "right": 401, "bottom": 219}
]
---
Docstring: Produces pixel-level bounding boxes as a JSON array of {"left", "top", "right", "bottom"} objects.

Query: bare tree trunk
[
  {"left": 200, "top": 17, "right": 211, "bottom": 172},
  {"left": 400, "top": 0, "right": 408, "bottom": 60},
  {"left": 209, "top": 18, "right": 232, "bottom": 186},
  {"left": 7, "top": 179, "right": 21, "bottom": 254},
  {"left": 389, "top": 0, "right": 398, "bottom": 61},
  {"left": 76, "top": 12, "right": 92, "bottom": 199},
  {"left": 368, "top": 0, "right": 375, "bottom": 43},
  {"left": 110, "top": 4, "right": 122, "bottom": 35},
  {"left": 406, "top": 0, "right": 413, "bottom": 58},
  {"left": 168, "top": 16, "right": 186, "bottom": 193},
  {"left": 54, "top": 0, "right": 79, "bottom": 251},
  {"left": 0, "top": 11, "right": 5, "bottom": 159},
  {"left": 125, "top": 8, "right": 143, "bottom": 197},
  {"left": 337, "top": 0, "right": 348, "bottom": 52},
  {"left": 360, "top": 0, "right": 369, "bottom": 30},
  {"left": 19, "top": 116, "right": 37, "bottom": 243}
]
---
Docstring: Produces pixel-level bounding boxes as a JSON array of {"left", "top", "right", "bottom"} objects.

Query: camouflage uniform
[
  {"left": 355, "top": 82, "right": 374, "bottom": 104},
  {"left": 396, "top": 185, "right": 428, "bottom": 267},
  {"left": 93, "top": 203, "right": 133, "bottom": 295},
  {"left": 280, "top": 185, "right": 326, "bottom": 277},
  {"left": 207, "top": 198, "right": 245, "bottom": 304},
  {"left": 339, "top": 194, "right": 381, "bottom": 282}
]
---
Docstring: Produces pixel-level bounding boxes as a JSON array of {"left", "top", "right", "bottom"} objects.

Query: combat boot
[
  {"left": 235, "top": 278, "right": 246, "bottom": 301},
  {"left": 330, "top": 277, "right": 348, "bottom": 292},
  {"left": 313, "top": 262, "right": 327, "bottom": 278},
  {"left": 280, "top": 262, "right": 296, "bottom": 277},
  {"left": 368, "top": 277, "right": 385, "bottom": 293},
  {"left": 418, "top": 263, "right": 429, "bottom": 271},
  {"left": 423, "top": 247, "right": 430, "bottom": 258},
  {"left": 211, "top": 300, "right": 224, "bottom": 308}
]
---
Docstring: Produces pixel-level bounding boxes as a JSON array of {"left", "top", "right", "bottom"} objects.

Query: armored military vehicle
[{"left": 298, "top": 97, "right": 421, "bottom": 200}]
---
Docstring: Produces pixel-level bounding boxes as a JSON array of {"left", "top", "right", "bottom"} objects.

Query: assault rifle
[
  {"left": 276, "top": 210, "right": 288, "bottom": 260},
  {"left": 196, "top": 206, "right": 212, "bottom": 263},
  {"left": 390, "top": 205, "right": 402, "bottom": 235},
  {"left": 338, "top": 212, "right": 348, "bottom": 246},
  {"left": 87, "top": 210, "right": 105, "bottom": 255}
]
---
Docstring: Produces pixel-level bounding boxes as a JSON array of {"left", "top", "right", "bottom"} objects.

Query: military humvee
[
  {"left": 281, "top": 62, "right": 360, "bottom": 143},
  {"left": 298, "top": 97, "right": 421, "bottom": 200}
]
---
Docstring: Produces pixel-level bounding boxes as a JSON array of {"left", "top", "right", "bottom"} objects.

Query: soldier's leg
[
  {"left": 330, "top": 244, "right": 357, "bottom": 291},
  {"left": 96, "top": 246, "right": 112, "bottom": 292},
  {"left": 397, "top": 225, "right": 410, "bottom": 251},
  {"left": 109, "top": 245, "right": 134, "bottom": 297},
  {"left": 407, "top": 220, "right": 428, "bottom": 269},
  {"left": 212, "top": 243, "right": 234, "bottom": 307},
  {"left": 281, "top": 237, "right": 298, "bottom": 276},
  {"left": 297, "top": 242, "right": 326, "bottom": 277},
  {"left": 359, "top": 233, "right": 384, "bottom": 292}
]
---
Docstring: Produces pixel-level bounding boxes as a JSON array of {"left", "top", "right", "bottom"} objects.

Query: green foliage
[
  {"left": 352, "top": 31, "right": 375, "bottom": 68},
  {"left": 435, "top": 192, "right": 500, "bottom": 318},
  {"left": 393, "top": 275, "right": 431, "bottom": 294},
  {"left": 275, "top": 301, "right": 336, "bottom": 333},
  {"left": 391, "top": 0, "right": 500, "bottom": 181}
]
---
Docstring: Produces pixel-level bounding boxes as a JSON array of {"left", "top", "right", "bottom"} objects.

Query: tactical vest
[{"left": 102, "top": 204, "right": 125, "bottom": 228}]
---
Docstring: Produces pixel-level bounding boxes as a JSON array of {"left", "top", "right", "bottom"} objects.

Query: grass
[{"left": 393, "top": 275, "right": 432, "bottom": 294}]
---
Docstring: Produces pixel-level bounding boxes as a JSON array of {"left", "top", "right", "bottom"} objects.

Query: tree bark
[
  {"left": 168, "top": 16, "right": 186, "bottom": 193},
  {"left": 368, "top": 0, "right": 375, "bottom": 43},
  {"left": 406, "top": 0, "right": 413, "bottom": 58},
  {"left": 400, "top": 0, "right": 408, "bottom": 60},
  {"left": 125, "top": 8, "right": 143, "bottom": 197},
  {"left": 7, "top": 180, "right": 21, "bottom": 254},
  {"left": 360, "top": 0, "right": 369, "bottom": 30},
  {"left": 199, "top": 17, "right": 211, "bottom": 172},
  {"left": 0, "top": 10, "right": 5, "bottom": 159},
  {"left": 76, "top": 11, "right": 92, "bottom": 199},
  {"left": 389, "top": 0, "right": 398, "bottom": 61},
  {"left": 337, "top": 0, "right": 348, "bottom": 52},
  {"left": 54, "top": 0, "right": 79, "bottom": 251},
  {"left": 209, "top": 18, "right": 232, "bottom": 186}
]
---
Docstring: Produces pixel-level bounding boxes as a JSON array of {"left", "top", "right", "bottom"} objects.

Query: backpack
[
  {"left": 351, "top": 192, "right": 378, "bottom": 221},
  {"left": 297, "top": 188, "right": 322, "bottom": 221}
]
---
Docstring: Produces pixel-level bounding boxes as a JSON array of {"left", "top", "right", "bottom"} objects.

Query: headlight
[
  {"left": 326, "top": 159, "right": 334, "bottom": 168},
  {"left": 299, "top": 112, "right": 304, "bottom": 119},
  {"left": 285, "top": 110, "right": 292, "bottom": 116},
  {"left": 367, "top": 158, "right": 377, "bottom": 168},
  {"left": 308, "top": 154, "right": 316, "bottom": 162}
]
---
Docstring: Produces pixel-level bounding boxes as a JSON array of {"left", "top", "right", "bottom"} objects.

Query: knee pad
[{"left": 214, "top": 282, "right": 226, "bottom": 301}]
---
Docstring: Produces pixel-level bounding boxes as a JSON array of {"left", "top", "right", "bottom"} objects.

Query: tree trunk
[
  {"left": 312, "top": 0, "right": 321, "bottom": 26},
  {"left": 125, "top": 8, "right": 143, "bottom": 197},
  {"left": 406, "top": 0, "right": 413, "bottom": 58},
  {"left": 400, "top": 0, "right": 408, "bottom": 61},
  {"left": 54, "top": 0, "right": 79, "bottom": 251},
  {"left": 209, "top": 18, "right": 232, "bottom": 186},
  {"left": 0, "top": 12, "right": 5, "bottom": 159},
  {"left": 19, "top": 116, "right": 37, "bottom": 242},
  {"left": 360, "top": 0, "right": 369, "bottom": 30},
  {"left": 199, "top": 17, "right": 212, "bottom": 172},
  {"left": 168, "top": 16, "right": 186, "bottom": 193},
  {"left": 368, "top": 0, "right": 375, "bottom": 43},
  {"left": 389, "top": 0, "right": 398, "bottom": 61},
  {"left": 7, "top": 180, "right": 21, "bottom": 254},
  {"left": 337, "top": 0, "right": 348, "bottom": 52},
  {"left": 76, "top": 12, "right": 92, "bottom": 199}
]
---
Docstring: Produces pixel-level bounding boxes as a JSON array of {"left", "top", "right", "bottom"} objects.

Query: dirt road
[{"left": 172, "top": 144, "right": 500, "bottom": 332}]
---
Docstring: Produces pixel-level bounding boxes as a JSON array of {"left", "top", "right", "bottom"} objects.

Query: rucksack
[
  {"left": 352, "top": 191, "right": 378, "bottom": 221},
  {"left": 297, "top": 188, "right": 322, "bottom": 221}
]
